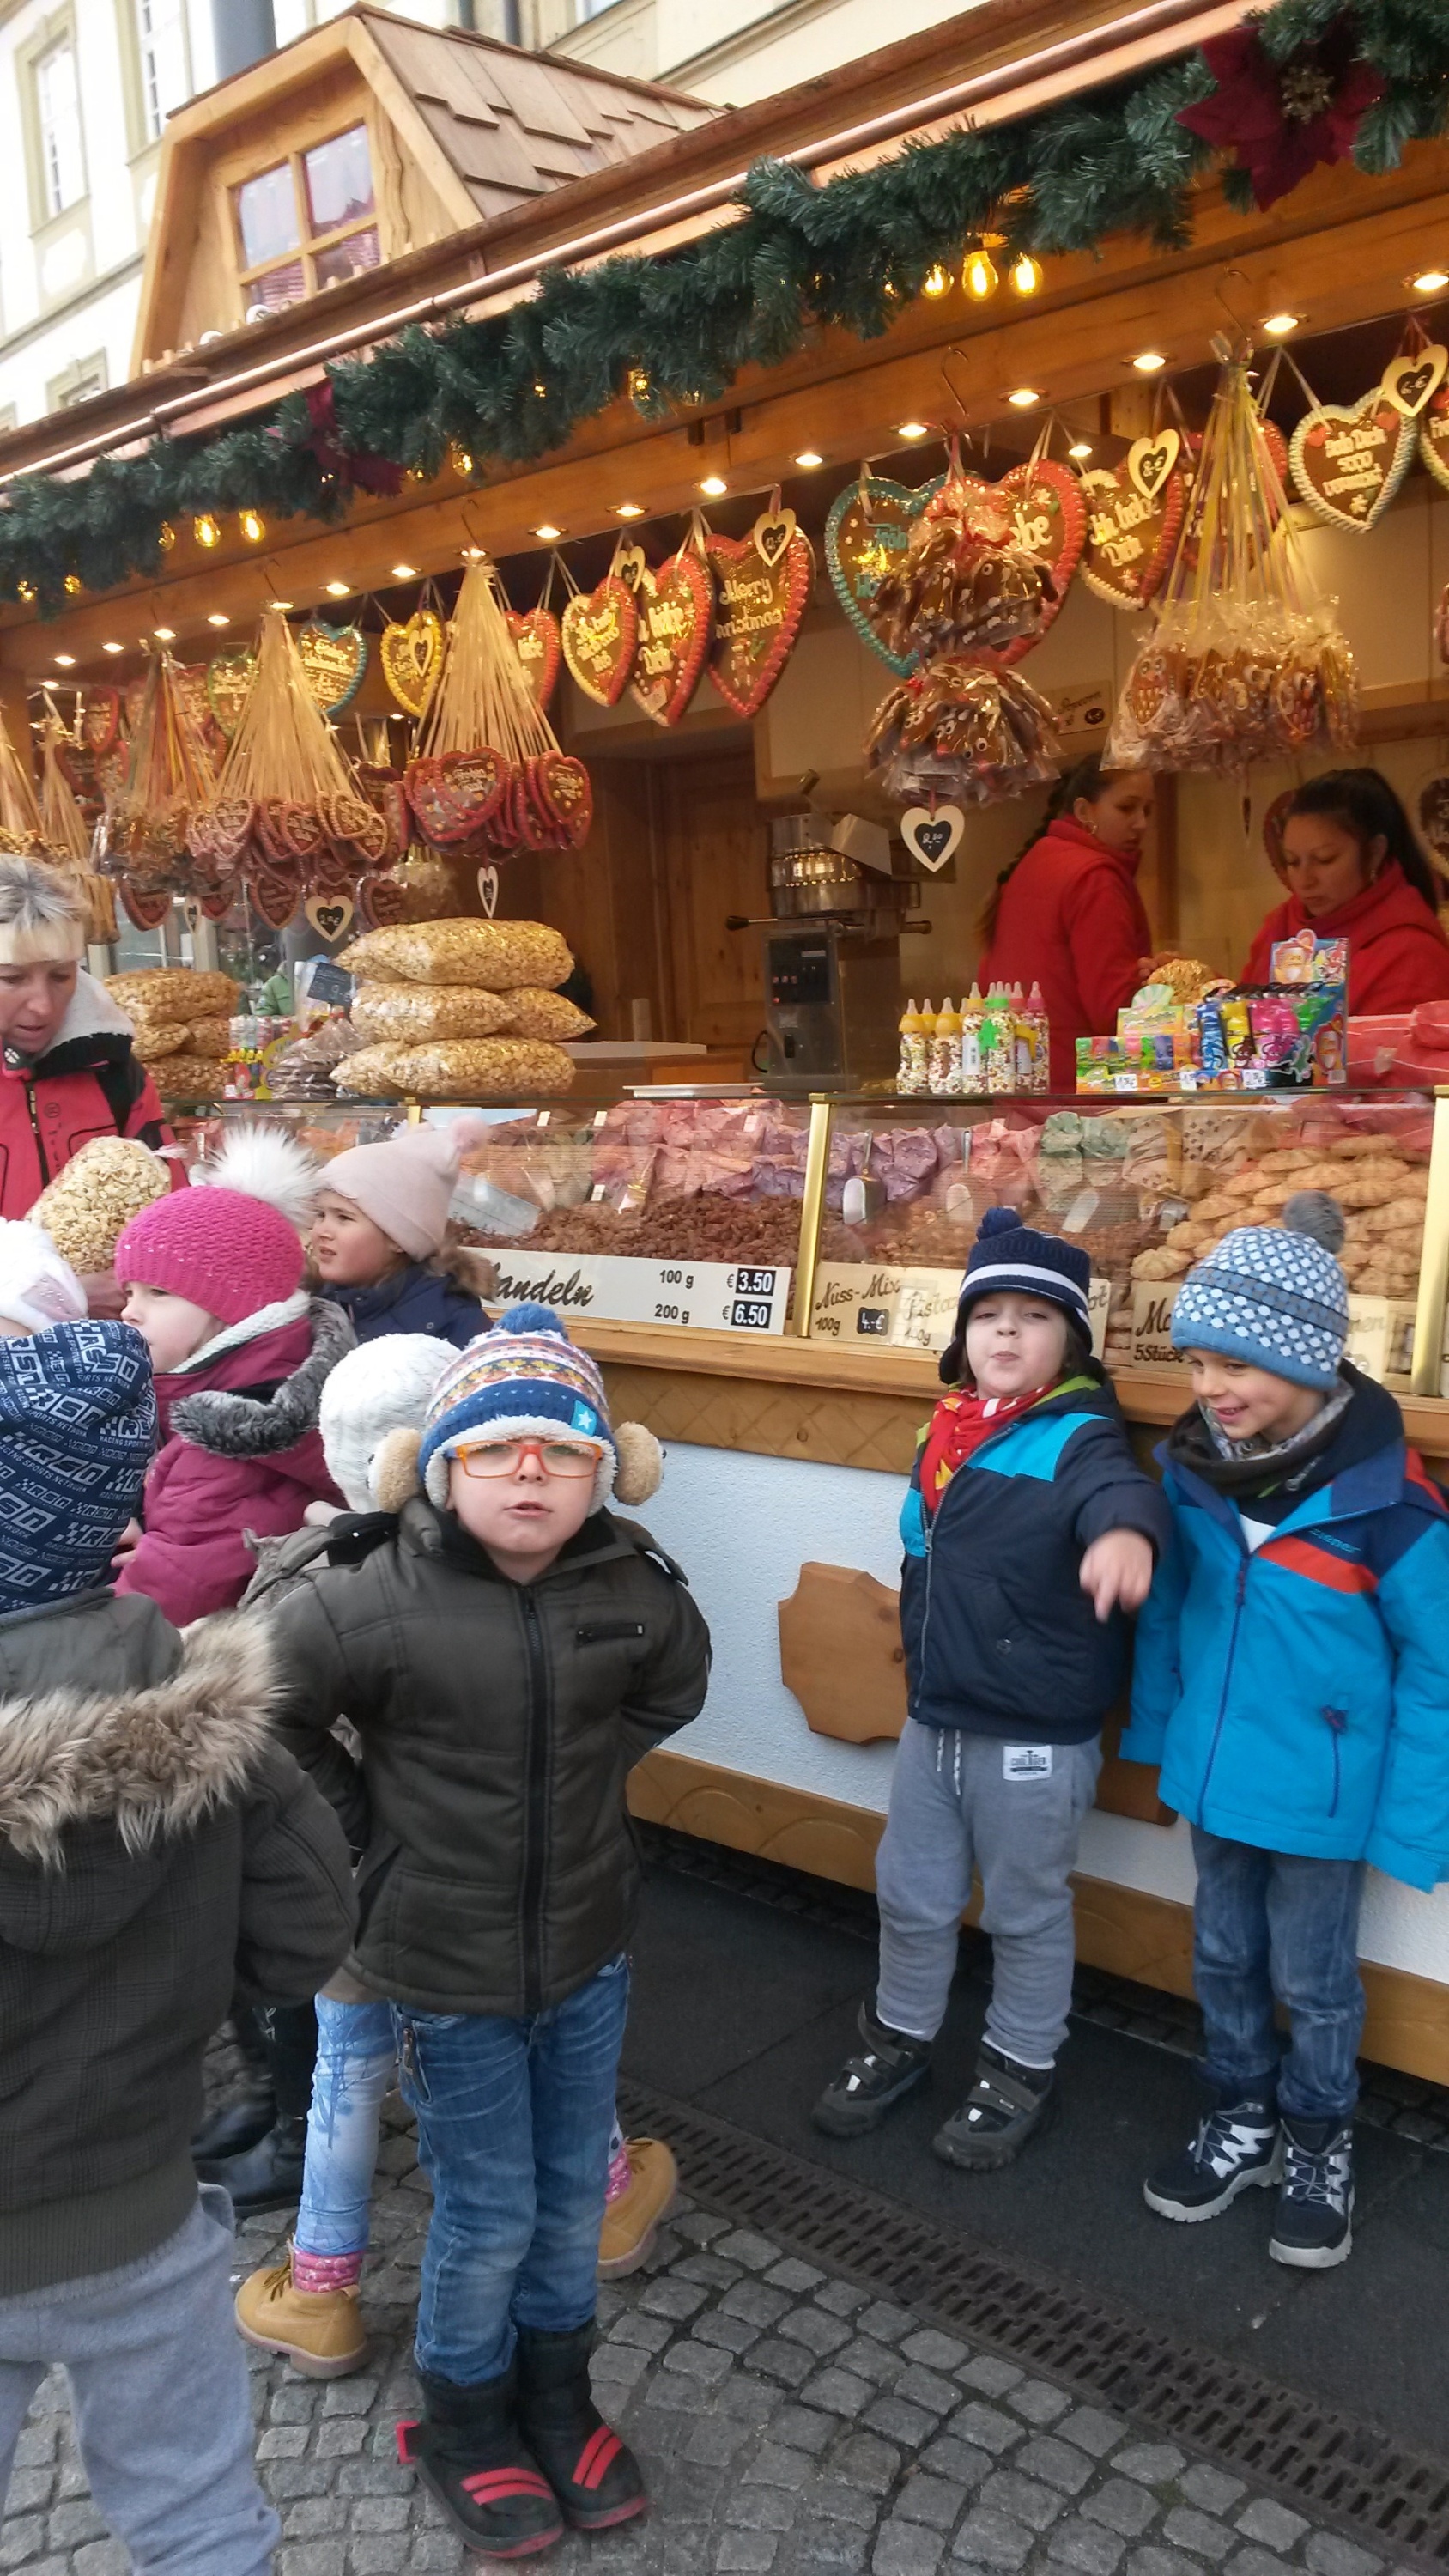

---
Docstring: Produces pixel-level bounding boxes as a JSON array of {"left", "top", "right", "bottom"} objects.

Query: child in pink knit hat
[
  {"left": 310, "top": 1125, "right": 488, "bottom": 1351},
  {"left": 112, "top": 1127, "right": 352, "bottom": 1626}
]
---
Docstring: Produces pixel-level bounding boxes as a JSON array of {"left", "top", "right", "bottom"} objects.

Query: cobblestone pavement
[{"left": 0, "top": 2098, "right": 1413, "bottom": 2576}]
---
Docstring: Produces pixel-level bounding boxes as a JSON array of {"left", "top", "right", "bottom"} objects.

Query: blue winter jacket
[
  {"left": 1121, "top": 1393, "right": 1449, "bottom": 1890},
  {"left": 319, "top": 1263, "right": 485, "bottom": 1351},
  {"left": 899, "top": 1371, "right": 1171, "bottom": 1743}
]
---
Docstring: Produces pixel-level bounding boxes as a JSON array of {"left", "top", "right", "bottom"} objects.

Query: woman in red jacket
[
  {"left": 0, "top": 856, "right": 173, "bottom": 1226},
  {"left": 1243, "top": 770, "right": 1449, "bottom": 1011},
  {"left": 979, "top": 756, "right": 1156, "bottom": 1090}
]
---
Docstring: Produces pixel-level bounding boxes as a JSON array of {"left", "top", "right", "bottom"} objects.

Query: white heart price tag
[{"left": 900, "top": 805, "right": 965, "bottom": 873}]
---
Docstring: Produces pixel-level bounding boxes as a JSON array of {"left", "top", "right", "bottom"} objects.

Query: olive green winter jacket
[{"left": 262, "top": 1495, "right": 710, "bottom": 2016}]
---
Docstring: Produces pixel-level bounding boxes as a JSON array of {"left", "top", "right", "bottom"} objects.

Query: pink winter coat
[{"left": 116, "top": 1297, "right": 351, "bottom": 1628}]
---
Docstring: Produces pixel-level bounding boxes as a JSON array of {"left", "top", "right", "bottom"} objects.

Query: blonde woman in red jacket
[
  {"left": 1243, "top": 770, "right": 1449, "bottom": 1012},
  {"left": 979, "top": 757, "right": 1156, "bottom": 1090}
]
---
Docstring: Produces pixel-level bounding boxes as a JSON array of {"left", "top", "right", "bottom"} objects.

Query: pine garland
[{"left": 1, "top": 0, "right": 1445, "bottom": 612}]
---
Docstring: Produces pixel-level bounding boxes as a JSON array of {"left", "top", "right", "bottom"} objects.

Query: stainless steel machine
[{"left": 729, "top": 813, "right": 930, "bottom": 1088}]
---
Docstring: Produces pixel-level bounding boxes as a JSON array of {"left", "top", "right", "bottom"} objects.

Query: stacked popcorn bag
[
  {"left": 334, "top": 919, "right": 592, "bottom": 1100},
  {"left": 106, "top": 967, "right": 245, "bottom": 1101}
]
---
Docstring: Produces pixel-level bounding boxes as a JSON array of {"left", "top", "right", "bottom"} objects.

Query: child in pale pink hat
[
  {"left": 112, "top": 1127, "right": 352, "bottom": 1626},
  {"left": 311, "top": 1126, "right": 487, "bottom": 1351}
]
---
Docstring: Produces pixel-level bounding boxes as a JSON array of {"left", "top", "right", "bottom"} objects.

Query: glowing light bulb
[
  {"left": 894, "top": 421, "right": 930, "bottom": 441},
  {"left": 193, "top": 513, "right": 221, "bottom": 548},
  {"left": 1262, "top": 312, "right": 1300, "bottom": 337},
  {"left": 794, "top": 450, "right": 823, "bottom": 469},
  {"left": 1068, "top": 440, "right": 1094, "bottom": 460},
  {"left": 1410, "top": 268, "right": 1449, "bottom": 295},
  {"left": 1009, "top": 253, "right": 1043, "bottom": 296},
  {"left": 614, "top": 501, "right": 644, "bottom": 519},
  {"left": 390, "top": 563, "right": 419, "bottom": 580},
  {"left": 922, "top": 264, "right": 951, "bottom": 300},
  {"left": 63, "top": 573, "right": 81, "bottom": 594},
  {"left": 53, "top": 653, "right": 75, "bottom": 667},
  {"left": 152, "top": 626, "right": 175, "bottom": 641},
  {"left": 102, "top": 639, "right": 124, "bottom": 653},
  {"left": 963, "top": 248, "right": 998, "bottom": 301},
  {"left": 207, "top": 612, "right": 229, "bottom": 627},
  {"left": 534, "top": 523, "right": 562, "bottom": 542},
  {"left": 324, "top": 580, "right": 351, "bottom": 597},
  {"left": 1007, "top": 386, "right": 1040, "bottom": 409},
  {"left": 1131, "top": 350, "right": 1167, "bottom": 373},
  {"left": 239, "top": 509, "right": 264, "bottom": 543},
  {"left": 699, "top": 475, "right": 728, "bottom": 497}
]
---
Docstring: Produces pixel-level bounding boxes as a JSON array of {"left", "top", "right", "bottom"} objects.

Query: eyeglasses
[{"left": 455, "top": 1437, "right": 602, "bottom": 1481}]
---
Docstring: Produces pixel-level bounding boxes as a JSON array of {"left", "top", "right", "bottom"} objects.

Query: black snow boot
[
  {"left": 932, "top": 2044, "right": 1056, "bottom": 2172},
  {"left": 192, "top": 1999, "right": 276, "bottom": 2162},
  {"left": 811, "top": 2002, "right": 932, "bottom": 2137},
  {"left": 516, "top": 2322, "right": 648, "bottom": 2531},
  {"left": 1143, "top": 2095, "right": 1282, "bottom": 2222},
  {"left": 1270, "top": 2117, "right": 1354, "bottom": 2269},
  {"left": 397, "top": 2364, "right": 564, "bottom": 2561},
  {"left": 195, "top": 2113, "right": 308, "bottom": 2216}
]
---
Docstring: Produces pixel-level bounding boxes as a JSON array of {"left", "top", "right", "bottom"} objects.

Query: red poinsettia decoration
[
  {"left": 1178, "top": 15, "right": 1384, "bottom": 212},
  {"left": 302, "top": 380, "right": 404, "bottom": 498}
]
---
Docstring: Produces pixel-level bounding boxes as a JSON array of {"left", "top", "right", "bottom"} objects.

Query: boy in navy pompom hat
[{"left": 814, "top": 1206, "right": 1169, "bottom": 2170}]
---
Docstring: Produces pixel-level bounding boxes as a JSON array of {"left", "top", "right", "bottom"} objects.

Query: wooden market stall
[{"left": 7, "top": 0, "right": 1449, "bottom": 2071}]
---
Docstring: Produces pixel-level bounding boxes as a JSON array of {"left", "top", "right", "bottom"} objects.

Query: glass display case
[{"left": 178, "top": 1084, "right": 1449, "bottom": 1394}]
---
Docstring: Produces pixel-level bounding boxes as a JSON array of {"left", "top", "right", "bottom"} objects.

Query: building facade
[{"left": 0, "top": 0, "right": 975, "bottom": 428}]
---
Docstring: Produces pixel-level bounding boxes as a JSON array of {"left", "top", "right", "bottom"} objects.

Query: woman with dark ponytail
[
  {"left": 979, "top": 755, "right": 1157, "bottom": 1089},
  {"left": 1242, "top": 769, "right": 1449, "bottom": 1012}
]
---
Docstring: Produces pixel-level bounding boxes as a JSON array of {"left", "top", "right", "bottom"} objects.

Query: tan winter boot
[
  {"left": 597, "top": 2138, "right": 678, "bottom": 2280},
  {"left": 235, "top": 2247, "right": 370, "bottom": 2379}
]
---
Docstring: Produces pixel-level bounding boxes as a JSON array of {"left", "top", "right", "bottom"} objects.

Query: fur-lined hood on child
[
  {"left": 115, "top": 1295, "right": 354, "bottom": 1628},
  {"left": 0, "top": 1588, "right": 353, "bottom": 2298}
]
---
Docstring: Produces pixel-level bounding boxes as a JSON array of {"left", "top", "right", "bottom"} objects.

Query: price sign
[
  {"left": 485, "top": 1249, "right": 791, "bottom": 1335},
  {"left": 814, "top": 1262, "right": 1112, "bottom": 1359}
]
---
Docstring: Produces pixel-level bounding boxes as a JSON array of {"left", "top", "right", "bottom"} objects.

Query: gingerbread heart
[
  {"left": 210, "top": 796, "right": 257, "bottom": 866},
  {"left": 295, "top": 621, "right": 367, "bottom": 715},
  {"left": 248, "top": 872, "right": 300, "bottom": 931},
  {"left": 532, "top": 750, "right": 593, "bottom": 847},
  {"left": 199, "top": 888, "right": 233, "bottom": 921},
  {"left": 506, "top": 608, "right": 561, "bottom": 714},
  {"left": 1290, "top": 392, "right": 1415, "bottom": 534},
  {"left": 255, "top": 797, "right": 294, "bottom": 866},
  {"left": 120, "top": 882, "right": 172, "bottom": 931},
  {"left": 1080, "top": 447, "right": 1185, "bottom": 611},
  {"left": 561, "top": 576, "right": 638, "bottom": 708},
  {"left": 360, "top": 873, "right": 409, "bottom": 930},
  {"left": 1420, "top": 387, "right": 1449, "bottom": 496},
  {"left": 79, "top": 685, "right": 120, "bottom": 756},
  {"left": 704, "top": 527, "right": 813, "bottom": 720},
  {"left": 825, "top": 475, "right": 943, "bottom": 675},
  {"left": 280, "top": 802, "right": 327, "bottom": 860},
  {"left": 991, "top": 459, "right": 1086, "bottom": 665},
  {"left": 406, "top": 747, "right": 506, "bottom": 846},
  {"left": 206, "top": 651, "right": 256, "bottom": 740},
  {"left": 380, "top": 610, "right": 445, "bottom": 718},
  {"left": 318, "top": 793, "right": 371, "bottom": 847},
  {"left": 629, "top": 551, "right": 713, "bottom": 727}
]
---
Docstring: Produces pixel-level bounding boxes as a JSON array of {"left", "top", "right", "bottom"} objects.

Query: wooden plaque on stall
[{"left": 778, "top": 1563, "right": 907, "bottom": 1742}]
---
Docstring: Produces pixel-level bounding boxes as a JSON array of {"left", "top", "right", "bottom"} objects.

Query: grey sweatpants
[
  {"left": 875, "top": 1718, "right": 1102, "bottom": 2066},
  {"left": 0, "top": 2188, "right": 277, "bottom": 2573}
]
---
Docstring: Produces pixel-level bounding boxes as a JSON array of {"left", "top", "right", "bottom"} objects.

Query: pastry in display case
[{"left": 808, "top": 1091, "right": 1438, "bottom": 1384}]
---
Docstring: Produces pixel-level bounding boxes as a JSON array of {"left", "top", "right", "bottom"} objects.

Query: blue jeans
[
  {"left": 396, "top": 1954, "right": 629, "bottom": 2386},
  {"left": 1191, "top": 1828, "right": 1366, "bottom": 2124},
  {"left": 297, "top": 1998, "right": 397, "bottom": 2259}
]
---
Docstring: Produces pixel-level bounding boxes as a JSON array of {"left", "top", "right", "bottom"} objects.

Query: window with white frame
[
  {"left": 36, "top": 39, "right": 85, "bottom": 218},
  {"left": 136, "top": 0, "right": 191, "bottom": 141}
]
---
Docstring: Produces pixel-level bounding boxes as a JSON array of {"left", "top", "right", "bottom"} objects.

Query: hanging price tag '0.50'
[{"left": 483, "top": 1250, "right": 791, "bottom": 1336}]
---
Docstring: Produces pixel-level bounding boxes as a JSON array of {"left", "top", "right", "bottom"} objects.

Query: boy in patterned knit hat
[
  {"left": 814, "top": 1208, "right": 1169, "bottom": 2172},
  {"left": 259, "top": 1304, "right": 711, "bottom": 2560},
  {"left": 1125, "top": 1192, "right": 1449, "bottom": 2271}
]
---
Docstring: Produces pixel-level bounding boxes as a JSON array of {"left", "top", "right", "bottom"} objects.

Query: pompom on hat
[
  {"left": 417, "top": 1302, "right": 662, "bottom": 1516},
  {"left": 940, "top": 1206, "right": 1093, "bottom": 1385},
  {"left": 1172, "top": 1190, "right": 1349, "bottom": 1392},
  {"left": 0, "top": 1220, "right": 87, "bottom": 1335},
  {"left": 114, "top": 1126, "right": 320, "bottom": 1328}
]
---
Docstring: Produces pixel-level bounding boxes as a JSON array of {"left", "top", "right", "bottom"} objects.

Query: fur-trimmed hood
[
  {"left": 168, "top": 1297, "right": 354, "bottom": 1461},
  {"left": 0, "top": 1608, "right": 275, "bottom": 1868}
]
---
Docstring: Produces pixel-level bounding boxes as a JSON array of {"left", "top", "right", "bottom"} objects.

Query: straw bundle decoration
[
  {"left": 100, "top": 650, "right": 221, "bottom": 899},
  {"left": 404, "top": 556, "right": 592, "bottom": 859},
  {"left": 1108, "top": 347, "right": 1359, "bottom": 772},
  {"left": 188, "top": 611, "right": 401, "bottom": 921}
]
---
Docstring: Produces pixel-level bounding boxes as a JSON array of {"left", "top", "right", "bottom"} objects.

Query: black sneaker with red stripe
[
  {"left": 516, "top": 2321, "right": 648, "bottom": 2531},
  {"left": 397, "top": 2363, "right": 564, "bottom": 2561}
]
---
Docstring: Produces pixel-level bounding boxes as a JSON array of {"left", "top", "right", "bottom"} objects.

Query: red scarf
[{"left": 919, "top": 1382, "right": 1059, "bottom": 1516}]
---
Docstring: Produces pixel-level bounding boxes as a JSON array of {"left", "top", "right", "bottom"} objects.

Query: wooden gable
[{"left": 131, "top": 5, "right": 713, "bottom": 377}]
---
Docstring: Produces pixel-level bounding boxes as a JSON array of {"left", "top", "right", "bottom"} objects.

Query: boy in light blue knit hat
[{"left": 1124, "top": 1191, "right": 1449, "bottom": 2274}]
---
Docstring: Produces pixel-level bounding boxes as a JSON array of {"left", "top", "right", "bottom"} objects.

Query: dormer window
[{"left": 232, "top": 123, "right": 379, "bottom": 319}]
